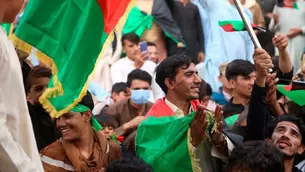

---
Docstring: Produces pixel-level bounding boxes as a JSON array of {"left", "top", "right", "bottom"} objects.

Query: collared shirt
[{"left": 165, "top": 99, "right": 193, "bottom": 118}]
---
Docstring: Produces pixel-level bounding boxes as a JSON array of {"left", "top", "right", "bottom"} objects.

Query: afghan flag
[
  {"left": 123, "top": 0, "right": 184, "bottom": 44},
  {"left": 1, "top": 23, "right": 13, "bottom": 36},
  {"left": 219, "top": 21, "right": 265, "bottom": 32},
  {"left": 277, "top": 0, "right": 299, "bottom": 9},
  {"left": 136, "top": 112, "right": 217, "bottom": 172},
  {"left": 278, "top": 82, "right": 305, "bottom": 106},
  {"left": 11, "top": 0, "right": 134, "bottom": 118}
]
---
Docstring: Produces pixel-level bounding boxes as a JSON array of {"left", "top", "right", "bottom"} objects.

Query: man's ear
[
  {"left": 229, "top": 79, "right": 236, "bottom": 89},
  {"left": 298, "top": 145, "right": 305, "bottom": 154},
  {"left": 265, "top": 138, "right": 272, "bottom": 144},
  {"left": 165, "top": 78, "right": 175, "bottom": 91},
  {"left": 83, "top": 111, "right": 92, "bottom": 123}
]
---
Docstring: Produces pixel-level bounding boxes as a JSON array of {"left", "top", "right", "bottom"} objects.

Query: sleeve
[
  {"left": 268, "top": 6, "right": 279, "bottom": 32},
  {"left": 0, "top": 91, "right": 39, "bottom": 172},
  {"left": 244, "top": 84, "right": 269, "bottom": 141},
  {"left": 195, "top": 7, "right": 204, "bottom": 52},
  {"left": 110, "top": 62, "right": 125, "bottom": 84}
]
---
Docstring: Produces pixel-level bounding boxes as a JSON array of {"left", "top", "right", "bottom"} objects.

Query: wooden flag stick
[{"left": 232, "top": 0, "right": 272, "bottom": 72}]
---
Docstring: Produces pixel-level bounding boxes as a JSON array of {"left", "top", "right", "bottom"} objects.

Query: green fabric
[
  {"left": 293, "top": 2, "right": 299, "bottom": 9},
  {"left": 14, "top": 0, "right": 131, "bottom": 118},
  {"left": 277, "top": 85, "right": 305, "bottom": 106},
  {"left": 225, "top": 114, "right": 239, "bottom": 127},
  {"left": 218, "top": 20, "right": 246, "bottom": 31},
  {"left": 123, "top": 6, "right": 180, "bottom": 44},
  {"left": 1, "top": 23, "right": 11, "bottom": 35},
  {"left": 70, "top": 104, "right": 90, "bottom": 113},
  {"left": 136, "top": 112, "right": 215, "bottom": 172},
  {"left": 91, "top": 116, "right": 103, "bottom": 132},
  {"left": 123, "top": 7, "right": 153, "bottom": 37}
]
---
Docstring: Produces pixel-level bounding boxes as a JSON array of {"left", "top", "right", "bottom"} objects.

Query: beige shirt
[{"left": 0, "top": 27, "right": 43, "bottom": 171}]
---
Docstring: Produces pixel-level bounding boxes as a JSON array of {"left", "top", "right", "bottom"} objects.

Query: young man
[
  {"left": 267, "top": 115, "right": 305, "bottom": 172},
  {"left": 0, "top": 0, "right": 43, "bottom": 171},
  {"left": 41, "top": 92, "right": 122, "bottom": 171},
  {"left": 25, "top": 66, "right": 60, "bottom": 151},
  {"left": 212, "top": 62, "right": 233, "bottom": 105},
  {"left": 147, "top": 42, "right": 160, "bottom": 64},
  {"left": 222, "top": 59, "right": 256, "bottom": 119},
  {"left": 145, "top": 55, "right": 232, "bottom": 171},
  {"left": 107, "top": 69, "right": 153, "bottom": 138},
  {"left": 110, "top": 32, "right": 164, "bottom": 102},
  {"left": 227, "top": 140, "right": 284, "bottom": 171}
]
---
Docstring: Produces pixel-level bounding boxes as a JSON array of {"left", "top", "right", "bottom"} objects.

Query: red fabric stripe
[
  {"left": 284, "top": 84, "right": 292, "bottom": 91},
  {"left": 97, "top": 0, "right": 132, "bottom": 34},
  {"left": 221, "top": 24, "right": 235, "bottom": 32}
]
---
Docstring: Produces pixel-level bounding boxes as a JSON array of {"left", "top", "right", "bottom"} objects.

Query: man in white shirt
[
  {"left": 0, "top": 0, "right": 43, "bottom": 171},
  {"left": 110, "top": 33, "right": 164, "bottom": 102}
]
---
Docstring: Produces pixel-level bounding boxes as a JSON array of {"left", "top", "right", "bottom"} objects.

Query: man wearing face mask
[{"left": 106, "top": 69, "right": 153, "bottom": 138}]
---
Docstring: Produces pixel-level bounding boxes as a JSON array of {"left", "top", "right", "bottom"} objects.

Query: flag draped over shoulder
[
  {"left": 11, "top": 0, "right": 134, "bottom": 118},
  {"left": 123, "top": 0, "right": 184, "bottom": 44},
  {"left": 136, "top": 112, "right": 216, "bottom": 172}
]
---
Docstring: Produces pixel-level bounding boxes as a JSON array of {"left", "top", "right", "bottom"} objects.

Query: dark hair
[
  {"left": 267, "top": 114, "right": 305, "bottom": 145},
  {"left": 78, "top": 91, "right": 94, "bottom": 111},
  {"left": 127, "top": 69, "right": 152, "bottom": 88},
  {"left": 94, "top": 114, "right": 118, "bottom": 128},
  {"left": 227, "top": 140, "right": 284, "bottom": 172},
  {"left": 147, "top": 42, "right": 156, "bottom": 47},
  {"left": 155, "top": 54, "right": 192, "bottom": 94},
  {"left": 225, "top": 59, "right": 255, "bottom": 81},
  {"left": 111, "top": 82, "right": 128, "bottom": 94},
  {"left": 105, "top": 158, "right": 153, "bottom": 172},
  {"left": 25, "top": 66, "right": 52, "bottom": 92},
  {"left": 121, "top": 32, "right": 140, "bottom": 47},
  {"left": 199, "top": 80, "right": 212, "bottom": 101}
]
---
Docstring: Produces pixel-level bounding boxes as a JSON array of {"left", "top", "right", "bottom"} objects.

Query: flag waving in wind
[{"left": 11, "top": 0, "right": 134, "bottom": 118}]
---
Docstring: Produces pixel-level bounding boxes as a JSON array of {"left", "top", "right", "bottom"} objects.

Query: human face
[
  {"left": 129, "top": 79, "right": 151, "bottom": 91},
  {"left": 167, "top": 63, "right": 201, "bottom": 101},
  {"left": 230, "top": 72, "right": 256, "bottom": 99},
  {"left": 100, "top": 126, "right": 115, "bottom": 138},
  {"left": 3, "top": 0, "right": 24, "bottom": 23},
  {"left": 112, "top": 90, "right": 130, "bottom": 103},
  {"left": 27, "top": 77, "right": 50, "bottom": 105},
  {"left": 56, "top": 111, "right": 91, "bottom": 141},
  {"left": 147, "top": 45, "right": 159, "bottom": 64},
  {"left": 123, "top": 40, "right": 140, "bottom": 61},
  {"left": 271, "top": 121, "right": 305, "bottom": 157}
]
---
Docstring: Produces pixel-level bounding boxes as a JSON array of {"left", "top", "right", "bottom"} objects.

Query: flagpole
[
  {"left": 232, "top": 0, "right": 272, "bottom": 72},
  {"left": 232, "top": 0, "right": 261, "bottom": 48}
]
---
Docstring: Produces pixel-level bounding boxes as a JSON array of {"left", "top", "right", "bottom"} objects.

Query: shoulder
[
  {"left": 40, "top": 140, "right": 65, "bottom": 158},
  {"left": 112, "top": 58, "right": 127, "bottom": 68},
  {"left": 107, "top": 99, "right": 129, "bottom": 115}
]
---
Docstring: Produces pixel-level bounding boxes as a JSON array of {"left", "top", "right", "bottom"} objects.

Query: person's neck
[
  {"left": 284, "top": 157, "right": 295, "bottom": 172},
  {"left": 166, "top": 92, "right": 191, "bottom": 116},
  {"left": 74, "top": 128, "right": 95, "bottom": 159},
  {"left": 130, "top": 99, "right": 145, "bottom": 113},
  {"left": 232, "top": 93, "right": 249, "bottom": 106},
  {"left": 222, "top": 87, "right": 233, "bottom": 96}
]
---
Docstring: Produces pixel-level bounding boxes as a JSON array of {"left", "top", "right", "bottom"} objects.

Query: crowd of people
[{"left": 2, "top": 0, "right": 305, "bottom": 171}]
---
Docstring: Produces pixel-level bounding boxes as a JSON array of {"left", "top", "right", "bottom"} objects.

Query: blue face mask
[{"left": 131, "top": 89, "right": 150, "bottom": 105}]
